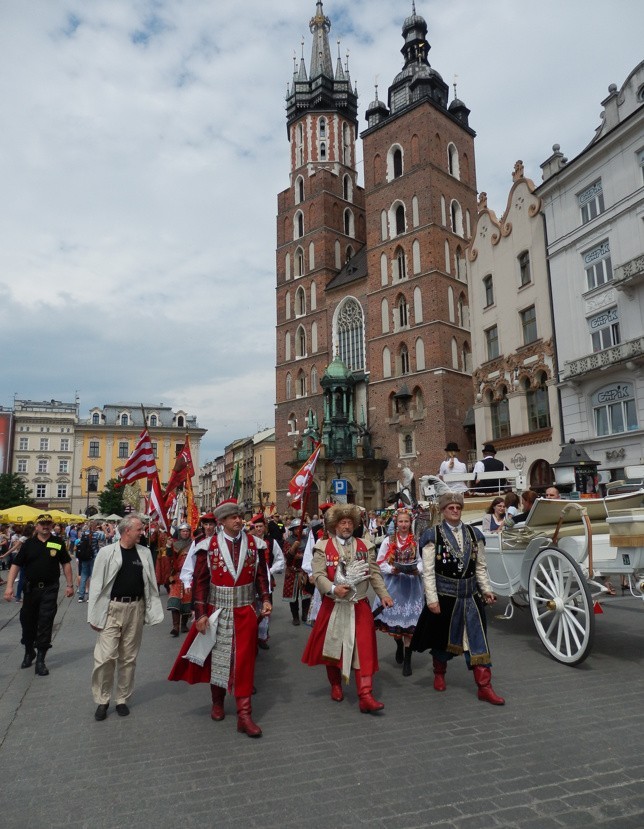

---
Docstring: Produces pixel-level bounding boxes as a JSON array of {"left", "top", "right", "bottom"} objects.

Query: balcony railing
[
  {"left": 613, "top": 253, "right": 644, "bottom": 293},
  {"left": 562, "top": 334, "right": 644, "bottom": 379}
]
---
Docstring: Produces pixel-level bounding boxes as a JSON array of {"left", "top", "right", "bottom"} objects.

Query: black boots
[
  {"left": 21, "top": 647, "right": 36, "bottom": 669},
  {"left": 170, "top": 610, "right": 180, "bottom": 636},
  {"left": 395, "top": 639, "right": 404, "bottom": 664},
  {"left": 35, "top": 650, "right": 49, "bottom": 676},
  {"left": 402, "top": 647, "right": 413, "bottom": 677}
]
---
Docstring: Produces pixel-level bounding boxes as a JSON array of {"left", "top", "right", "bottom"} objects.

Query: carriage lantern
[{"left": 551, "top": 439, "right": 601, "bottom": 497}]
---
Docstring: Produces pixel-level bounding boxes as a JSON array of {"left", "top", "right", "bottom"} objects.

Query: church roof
[{"left": 325, "top": 246, "right": 368, "bottom": 291}]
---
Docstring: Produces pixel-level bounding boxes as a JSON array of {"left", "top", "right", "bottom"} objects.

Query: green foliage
[
  {"left": 0, "top": 473, "right": 34, "bottom": 510},
  {"left": 98, "top": 478, "right": 125, "bottom": 516}
]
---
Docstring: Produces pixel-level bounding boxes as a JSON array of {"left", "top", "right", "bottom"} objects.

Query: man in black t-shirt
[
  {"left": 87, "top": 514, "right": 163, "bottom": 721},
  {"left": 3, "top": 514, "right": 74, "bottom": 675}
]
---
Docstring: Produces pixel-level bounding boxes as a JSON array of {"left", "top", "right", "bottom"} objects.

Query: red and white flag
[
  {"left": 164, "top": 434, "right": 195, "bottom": 499},
  {"left": 147, "top": 475, "right": 168, "bottom": 532},
  {"left": 118, "top": 428, "right": 157, "bottom": 486},
  {"left": 287, "top": 443, "right": 321, "bottom": 510}
]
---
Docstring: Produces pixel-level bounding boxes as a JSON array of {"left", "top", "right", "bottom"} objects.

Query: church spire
[{"left": 309, "top": 1, "right": 333, "bottom": 79}]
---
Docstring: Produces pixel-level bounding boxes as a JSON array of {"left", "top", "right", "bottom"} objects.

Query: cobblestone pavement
[{"left": 1, "top": 580, "right": 643, "bottom": 829}]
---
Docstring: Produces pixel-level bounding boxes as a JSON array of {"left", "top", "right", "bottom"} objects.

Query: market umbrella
[
  {"left": 0, "top": 504, "right": 42, "bottom": 523},
  {"left": 105, "top": 514, "right": 123, "bottom": 521},
  {"left": 48, "top": 509, "right": 86, "bottom": 524}
]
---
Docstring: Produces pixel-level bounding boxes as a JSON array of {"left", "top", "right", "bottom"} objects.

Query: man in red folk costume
[
  {"left": 302, "top": 503, "right": 393, "bottom": 714},
  {"left": 168, "top": 500, "right": 271, "bottom": 737}
]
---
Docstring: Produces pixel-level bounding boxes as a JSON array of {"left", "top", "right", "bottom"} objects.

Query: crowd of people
[{"left": 2, "top": 473, "right": 513, "bottom": 737}]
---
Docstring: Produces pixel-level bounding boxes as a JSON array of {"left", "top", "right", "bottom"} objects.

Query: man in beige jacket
[{"left": 87, "top": 514, "right": 163, "bottom": 721}]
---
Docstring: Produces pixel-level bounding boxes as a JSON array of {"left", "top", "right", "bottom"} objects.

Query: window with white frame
[
  {"left": 36, "top": 484, "right": 46, "bottom": 498},
  {"left": 394, "top": 247, "right": 406, "bottom": 280},
  {"left": 485, "top": 326, "right": 499, "bottom": 360},
  {"left": 525, "top": 374, "right": 551, "bottom": 431},
  {"left": 520, "top": 305, "right": 538, "bottom": 345},
  {"left": 589, "top": 306, "right": 620, "bottom": 352},
  {"left": 578, "top": 179, "right": 605, "bottom": 224},
  {"left": 583, "top": 240, "right": 612, "bottom": 290},
  {"left": 17, "top": 459, "right": 27, "bottom": 473},
  {"left": 398, "top": 344, "right": 410, "bottom": 375},
  {"left": 60, "top": 438, "right": 69, "bottom": 451},
  {"left": 593, "top": 383, "right": 638, "bottom": 436},
  {"left": 39, "top": 438, "right": 49, "bottom": 451},
  {"left": 397, "top": 296, "right": 409, "bottom": 329},
  {"left": 89, "top": 440, "right": 100, "bottom": 458},
  {"left": 151, "top": 442, "right": 158, "bottom": 458},
  {"left": 491, "top": 387, "right": 510, "bottom": 439},
  {"left": 59, "top": 459, "right": 69, "bottom": 474},
  {"left": 57, "top": 484, "right": 68, "bottom": 499},
  {"left": 92, "top": 412, "right": 100, "bottom": 425},
  {"left": 19, "top": 437, "right": 28, "bottom": 451},
  {"left": 118, "top": 441, "right": 129, "bottom": 459},
  {"left": 483, "top": 273, "right": 494, "bottom": 308},
  {"left": 518, "top": 251, "right": 531, "bottom": 286}
]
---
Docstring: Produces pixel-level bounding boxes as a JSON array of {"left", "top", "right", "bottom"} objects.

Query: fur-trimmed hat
[
  {"left": 325, "top": 503, "right": 361, "bottom": 532},
  {"left": 438, "top": 491, "right": 465, "bottom": 511},
  {"left": 213, "top": 499, "right": 242, "bottom": 521}
]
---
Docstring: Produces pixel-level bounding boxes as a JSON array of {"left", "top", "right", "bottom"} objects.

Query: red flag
[
  {"left": 118, "top": 428, "right": 157, "bottom": 486},
  {"left": 164, "top": 434, "right": 195, "bottom": 499},
  {"left": 287, "top": 443, "right": 321, "bottom": 510},
  {"left": 185, "top": 475, "right": 200, "bottom": 532},
  {"left": 148, "top": 475, "right": 168, "bottom": 532}
]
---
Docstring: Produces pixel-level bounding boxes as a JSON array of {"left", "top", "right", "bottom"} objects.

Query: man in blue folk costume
[{"left": 411, "top": 490, "right": 505, "bottom": 705}]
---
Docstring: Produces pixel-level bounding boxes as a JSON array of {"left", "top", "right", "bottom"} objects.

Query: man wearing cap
[
  {"left": 411, "top": 492, "right": 505, "bottom": 705},
  {"left": 168, "top": 499, "right": 271, "bottom": 738},
  {"left": 167, "top": 523, "right": 193, "bottom": 636},
  {"left": 282, "top": 517, "right": 313, "bottom": 625},
  {"left": 472, "top": 444, "right": 508, "bottom": 494},
  {"left": 88, "top": 514, "right": 163, "bottom": 720},
  {"left": 249, "top": 514, "right": 285, "bottom": 649},
  {"left": 439, "top": 443, "right": 469, "bottom": 494},
  {"left": 3, "top": 513, "right": 74, "bottom": 675},
  {"left": 302, "top": 503, "right": 394, "bottom": 714}
]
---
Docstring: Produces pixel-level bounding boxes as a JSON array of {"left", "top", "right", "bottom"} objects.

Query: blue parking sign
[{"left": 331, "top": 478, "right": 347, "bottom": 496}]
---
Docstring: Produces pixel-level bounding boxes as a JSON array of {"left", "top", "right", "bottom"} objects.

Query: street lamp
[
  {"left": 333, "top": 457, "right": 344, "bottom": 479},
  {"left": 80, "top": 467, "right": 97, "bottom": 516}
]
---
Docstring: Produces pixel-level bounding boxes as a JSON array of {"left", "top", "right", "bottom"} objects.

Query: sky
[{"left": 1, "top": 0, "right": 643, "bottom": 463}]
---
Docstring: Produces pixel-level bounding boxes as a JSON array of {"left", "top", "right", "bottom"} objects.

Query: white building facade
[
  {"left": 538, "top": 62, "right": 644, "bottom": 484},
  {"left": 467, "top": 162, "right": 561, "bottom": 488}
]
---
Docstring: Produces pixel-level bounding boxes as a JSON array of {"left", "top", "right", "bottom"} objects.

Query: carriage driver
[{"left": 411, "top": 490, "right": 505, "bottom": 705}]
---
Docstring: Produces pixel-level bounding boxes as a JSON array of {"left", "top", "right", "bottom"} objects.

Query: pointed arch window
[
  {"left": 295, "top": 286, "right": 306, "bottom": 317},
  {"left": 295, "top": 176, "right": 304, "bottom": 204},
  {"left": 447, "top": 143, "right": 460, "bottom": 179},
  {"left": 297, "top": 370, "right": 307, "bottom": 398},
  {"left": 311, "top": 366, "right": 318, "bottom": 394},
  {"left": 450, "top": 200, "right": 464, "bottom": 236},
  {"left": 294, "top": 211, "right": 304, "bottom": 239},
  {"left": 296, "top": 124, "right": 304, "bottom": 167},
  {"left": 335, "top": 297, "right": 365, "bottom": 372},
  {"left": 319, "top": 116, "right": 327, "bottom": 138},
  {"left": 286, "top": 373, "right": 293, "bottom": 400},
  {"left": 415, "top": 337, "right": 425, "bottom": 371},
  {"left": 343, "top": 174, "right": 352, "bottom": 201},
  {"left": 395, "top": 204, "right": 405, "bottom": 236},
  {"left": 295, "top": 325, "right": 307, "bottom": 358},
  {"left": 394, "top": 246, "right": 406, "bottom": 281},
  {"left": 342, "top": 123, "right": 352, "bottom": 165},
  {"left": 294, "top": 246, "right": 304, "bottom": 277},
  {"left": 398, "top": 344, "right": 410, "bottom": 376},
  {"left": 344, "top": 208, "right": 354, "bottom": 237},
  {"left": 397, "top": 295, "right": 409, "bottom": 330},
  {"left": 393, "top": 148, "right": 403, "bottom": 178},
  {"left": 383, "top": 346, "right": 392, "bottom": 378},
  {"left": 310, "top": 281, "right": 317, "bottom": 311}
]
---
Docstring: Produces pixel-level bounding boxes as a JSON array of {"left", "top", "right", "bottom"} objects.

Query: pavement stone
[{"left": 1, "top": 580, "right": 644, "bottom": 828}]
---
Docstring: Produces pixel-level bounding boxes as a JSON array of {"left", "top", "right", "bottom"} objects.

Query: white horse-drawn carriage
[{"left": 420, "top": 471, "right": 644, "bottom": 666}]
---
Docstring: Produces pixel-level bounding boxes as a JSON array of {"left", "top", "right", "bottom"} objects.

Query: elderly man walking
[
  {"left": 88, "top": 514, "right": 163, "bottom": 721},
  {"left": 302, "top": 503, "right": 393, "bottom": 713}
]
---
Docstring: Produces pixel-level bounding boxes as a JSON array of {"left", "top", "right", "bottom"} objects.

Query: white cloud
[{"left": 1, "top": 0, "right": 642, "bottom": 459}]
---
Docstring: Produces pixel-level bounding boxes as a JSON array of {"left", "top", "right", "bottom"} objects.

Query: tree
[
  {"left": 0, "top": 473, "right": 34, "bottom": 510},
  {"left": 98, "top": 478, "right": 125, "bottom": 516}
]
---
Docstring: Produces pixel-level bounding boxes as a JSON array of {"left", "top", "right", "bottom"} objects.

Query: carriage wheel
[{"left": 528, "top": 546, "right": 595, "bottom": 666}]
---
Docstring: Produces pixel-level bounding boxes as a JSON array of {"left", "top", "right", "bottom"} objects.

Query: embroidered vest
[
  {"left": 208, "top": 532, "right": 258, "bottom": 587},
  {"left": 434, "top": 524, "right": 478, "bottom": 580},
  {"left": 324, "top": 537, "right": 368, "bottom": 581}
]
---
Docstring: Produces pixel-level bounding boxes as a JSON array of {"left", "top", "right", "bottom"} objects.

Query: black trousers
[{"left": 20, "top": 583, "right": 59, "bottom": 651}]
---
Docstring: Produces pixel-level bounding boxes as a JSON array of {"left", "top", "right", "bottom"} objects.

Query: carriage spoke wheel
[{"left": 528, "top": 546, "right": 595, "bottom": 665}]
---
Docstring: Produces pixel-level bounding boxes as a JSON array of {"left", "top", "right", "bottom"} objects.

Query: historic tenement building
[
  {"left": 467, "top": 162, "right": 562, "bottom": 489},
  {"left": 538, "top": 61, "right": 644, "bottom": 484},
  {"left": 275, "top": 2, "right": 477, "bottom": 510}
]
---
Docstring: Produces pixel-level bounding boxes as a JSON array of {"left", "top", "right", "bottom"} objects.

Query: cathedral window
[
  {"left": 294, "top": 246, "right": 305, "bottom": 276},
  {"left": 296, "top": 325, "right": 307, "bottom": 358},
  {"left": 447, "top": 143, "right": 460, "bottom": 179},
  {"left": 415, "top": 337, "right": 425, "bottom": 371},
  {"left": 295, "top": 286, "right": 306, "bottom": 317},
  {"left": 398, "top": 344, "right": 410, "bottom": 376},
  {"left": 344, "top": 208, "right": 354, "bottom": 237},
  {"left": 285, "top": 291, "right": 291, "bottom": 319},
  {"left": 311, "top": 366, "right": 318, "bottom": 393},
  {"left": 392, "top": 147, "right": 403, "bottom": 178},
  {"left": 450, "top": 200, "right": 464, "bottom": 237},
  {"left": 297, "top": 370, "right": 307, "bottom": 398},
  {"left": 286, "top": 374, "right": 293, "bottom": 400},
  {"left": 295, "top": 176, "right": 304, "bottom": 204},
  {"left": 296, "top": 124, "right": 304, "bottom": 168},
  {"left": 395, "top": 204, "right": 405, "bottom": 236},
  {"left": 335, "top": 297, "right": 365, "bottom": 372},
  {"left": 343, "top": 174, "right": 352, "bottom": 201},
  {"left": 394, "top": 247, "right": 407, "bottom": 281},
  {"left": 294, "top": 211, "right": 304, "bottom": 239}
]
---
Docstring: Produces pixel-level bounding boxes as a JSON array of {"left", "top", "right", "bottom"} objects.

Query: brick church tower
[{"left": 275, "top": 2, "right": 477, "bottom": 510}]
